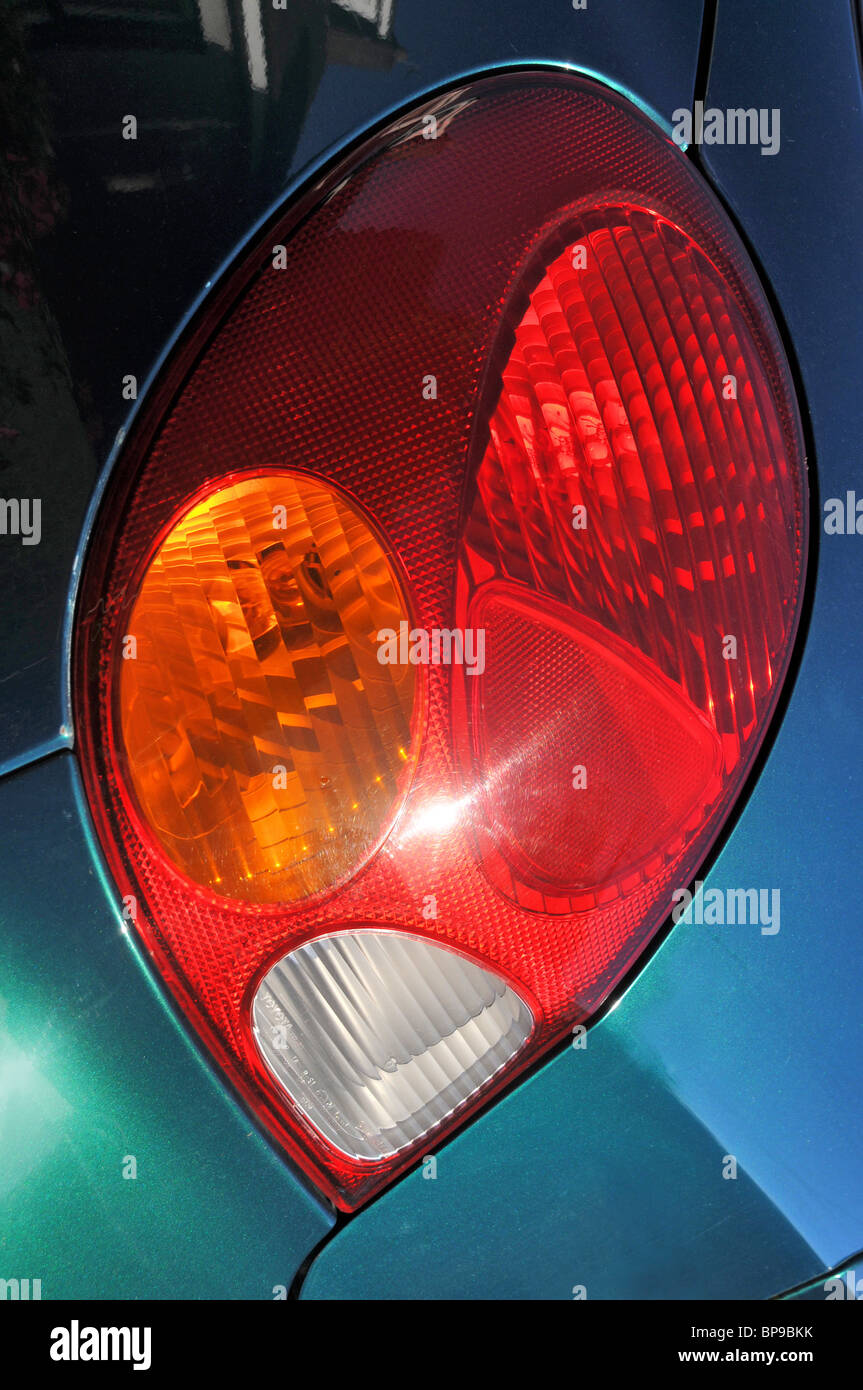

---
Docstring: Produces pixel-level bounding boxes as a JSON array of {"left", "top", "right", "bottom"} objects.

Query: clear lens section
[{"left": 251, "top": 930, "right": 533, "bottom": 1161}]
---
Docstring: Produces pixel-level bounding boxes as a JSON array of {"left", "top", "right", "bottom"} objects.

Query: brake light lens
[{"left": 74, "top": 71, "right": 807, "bottom": 1209}]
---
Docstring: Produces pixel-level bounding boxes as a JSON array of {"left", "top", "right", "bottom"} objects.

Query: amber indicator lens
[
  {"left": 75, "top": 72, "right": 808, "bottom": 1209},
  {"left": 118, "top": 472, "right": 416, "bottom": 903}
]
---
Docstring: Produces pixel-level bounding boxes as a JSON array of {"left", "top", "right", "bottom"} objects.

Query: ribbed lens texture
[
  {"left": 75, "top": 73, "right": 807, "bottom": 1207},
  {"left": 457, "top": 209, "right": 800, "bottom": 912},
  {"left": 120, "top": 474, "right": 415, "bottom": 902},
  {"left": 253, "top": 931, "right": 533, "bottom": 1160}
]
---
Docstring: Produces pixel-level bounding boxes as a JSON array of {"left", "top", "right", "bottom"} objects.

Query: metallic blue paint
[
  {"left": 783, "top": 1258, "right": 863, "bottom": 1301},
  {"left": 1, "top": 0, "right": 707, "bottom": 1298},
  {"left": 301, "top": 0, "right": 863, "bottom": 1299},
  {"left": 58, "top": 59, "right": 680, "bottom": 753},
  {"left": 3, "top": 0, "right": 859, "bottom": 1301},
  {"left": 1, "top": 0, "right": 704, "bottom": 775}
]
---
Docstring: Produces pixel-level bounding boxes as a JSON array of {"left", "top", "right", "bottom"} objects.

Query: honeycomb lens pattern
[
  {"left": 457, "top": 210, "right": 804, "bottom": 912},
  {"left": 470, "top": 586, "right": 723, "bottom": 896},
  {"left": 119, "top": 473, "right": 416, "bottom": 902},
  {"left": 75, "top": 72, "right": 807, "bottom": 1208}
]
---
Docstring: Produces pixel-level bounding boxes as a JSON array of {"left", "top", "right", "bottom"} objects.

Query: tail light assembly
[{"left": 74, "top": 71, "right": 808, "bottom": 1209}]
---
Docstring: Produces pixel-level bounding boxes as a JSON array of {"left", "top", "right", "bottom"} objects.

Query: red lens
[{"left": 74, "top": 72, "right": 807, "bottom": 1209}]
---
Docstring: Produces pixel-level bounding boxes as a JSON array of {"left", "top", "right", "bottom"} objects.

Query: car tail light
[{"left": 74, "top": 71, "right": 808, "bottom": 1209}]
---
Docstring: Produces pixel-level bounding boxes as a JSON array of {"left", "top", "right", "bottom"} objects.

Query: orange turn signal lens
[{"left": 118, "top": 472, "right": 416, "bottom": 903}]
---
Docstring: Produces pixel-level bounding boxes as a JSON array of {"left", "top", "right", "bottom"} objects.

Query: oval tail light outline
[{"left": 73, "top": 69, "right": 809, "bottom": 1210}]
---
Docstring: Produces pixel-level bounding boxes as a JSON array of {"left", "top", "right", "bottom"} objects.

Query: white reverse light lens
[{"left": 252, "top": 929, "right": 533, "bottom": 1161}]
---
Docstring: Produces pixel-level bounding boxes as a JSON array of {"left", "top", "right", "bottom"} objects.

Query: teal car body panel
[
  {"left": 300, "top": 0, "right": 861, "bottom": 1301},
  {"left": 0, "top": 0, "right": 708, "bottom": 1299},
  {"left": 2, "top": 0, "right": 862, "bottom": 1302},
  {"left": 302, "top": 0, "right": 863, "bottom": 1301},
  {"left": 0, "top": 754, "right": 333, "bottom": 1299}
]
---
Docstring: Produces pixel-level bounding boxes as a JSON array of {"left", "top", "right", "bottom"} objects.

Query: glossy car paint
[
  {"left": 0, "top": 0, "right": 859, "bottom": 1300},
  {"left": 0, "top": 0, "right": 705, "bottom": 773},
  {"left": 0, "top": 752, "right": 331, "bottom": 1297},
  {"left": 303, "top": 0, "right": 863, "bottom": 1299},
  {"left": 783, "top": 1260, "right": 863, "bottom": 1301},
  {"left": 0, "top": 0, "right": 706, "bottom": 1298}
]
